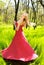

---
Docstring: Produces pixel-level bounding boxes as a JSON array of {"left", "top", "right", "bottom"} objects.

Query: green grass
[{"left": 0, "top": 24, "right": 44, "bottom": 65}]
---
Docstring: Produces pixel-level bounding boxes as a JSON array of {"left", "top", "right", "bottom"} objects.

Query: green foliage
[
  {"left": 0, "top": 24, "right": 15, "bottom": 50},
  {"left": 0, "top": 25, "right": 44, "bottom": 65},
  {"left": 0, "top": 57, "right": 6, "bottom": 65},
  {"left": 0, "top": 1, "right": 5, "bottom": 9},
  {"left": 23, "top": 26, "right": 44, "bottom": 65},
  {"left": 0, "top": 15, "right": 3, "bottom": 22}
]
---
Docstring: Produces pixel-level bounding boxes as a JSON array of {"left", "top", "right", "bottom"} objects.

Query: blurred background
[{"left": 0, "top": 0, "right": 44, "bottom": 25}]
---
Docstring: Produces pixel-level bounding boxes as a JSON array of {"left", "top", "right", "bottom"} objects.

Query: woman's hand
[{"left": 29, "top": 22, "right": 36, "bottom": 27}]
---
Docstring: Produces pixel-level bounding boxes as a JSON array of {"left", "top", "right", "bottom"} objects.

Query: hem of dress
[{"left": 2, "top": 54, "right": 38, "bottom": 62}]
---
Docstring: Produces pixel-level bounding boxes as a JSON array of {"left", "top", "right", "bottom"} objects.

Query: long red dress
[{"left": 1, "top": 22, "right": 38, "bottom": 62}]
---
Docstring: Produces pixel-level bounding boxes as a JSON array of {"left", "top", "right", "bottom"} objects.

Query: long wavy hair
[{"left": 20, "top": 13, "right": 29, "bottom": 27}]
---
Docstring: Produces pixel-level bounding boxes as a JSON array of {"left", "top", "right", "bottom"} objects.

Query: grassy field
[{"left": 0, "top": 24, "right": 44, "bottom": 65}]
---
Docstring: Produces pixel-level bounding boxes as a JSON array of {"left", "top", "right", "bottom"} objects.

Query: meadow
[{"left": 0, "top": 24, "right": 44, "bottom": 65}]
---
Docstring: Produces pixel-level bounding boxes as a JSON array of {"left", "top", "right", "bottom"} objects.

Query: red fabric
[{"left": 1, "top": 22, "right": 38, "bottom": 62}]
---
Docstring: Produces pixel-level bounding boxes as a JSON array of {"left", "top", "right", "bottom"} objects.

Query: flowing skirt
[{"left": 1, "top": 31, "right": 38, "bottom": 62}]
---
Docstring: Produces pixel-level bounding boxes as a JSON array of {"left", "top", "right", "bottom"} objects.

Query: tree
[
  {"left": 14, "top": 0, "right": 20, "bottom": 21},
  {"left": 31, "top": 0, "right": 36, "bottom": 23},
  {"left": 26, "top": 0, "right": 30, "bottom": 13},
  {"left": 4, "top": 0, "right": 11, "bottom": 23},
  {"left": 13, "top": 0, "right": 20, "bottom": 30},
  {"left": 0, "top": 1, "right": 5, "bottom": 22},
  {"left": 39, "top": 0, "right": 44, "bottom": 8}
]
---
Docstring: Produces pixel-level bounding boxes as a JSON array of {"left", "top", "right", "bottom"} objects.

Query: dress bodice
[{"left": 15, "top": 22, "right": 23, "bottom": 32}]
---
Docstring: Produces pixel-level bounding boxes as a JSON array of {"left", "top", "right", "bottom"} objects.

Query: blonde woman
[{"left": 0, "top": 13, "right": 38, "bottom": 62}]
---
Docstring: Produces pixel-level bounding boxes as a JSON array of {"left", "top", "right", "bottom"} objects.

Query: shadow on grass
[{"left": 4, "top": 58, "right": 35, "bottom": 65}]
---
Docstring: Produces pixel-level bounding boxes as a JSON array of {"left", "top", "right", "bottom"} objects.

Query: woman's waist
[
  {"left": 16, "top": 29, "right": 23, "bottom": 32},
  {"left": 15, "top": 30, "right": 23, "bottom": 35}
]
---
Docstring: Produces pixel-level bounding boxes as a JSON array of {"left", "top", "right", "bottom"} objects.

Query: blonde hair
[
  {"left": 20, "top": 13, "right": 29, "bottom": 26},
  {"left": 16, "top": 13, "right": 29, "bottom": 31}
]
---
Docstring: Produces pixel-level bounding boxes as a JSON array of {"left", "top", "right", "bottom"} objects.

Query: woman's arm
[
  {"left": 28, "top": 22, "right": 36, "bottom": 27},
  {"left": 16, "top": 20, "right": 23, "bottom": 31},
  {"left": 13, "top": 20, "right": 16, "bottom": 30}
]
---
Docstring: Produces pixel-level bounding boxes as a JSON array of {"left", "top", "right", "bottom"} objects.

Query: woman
[{"left": 0, "top": 13, "right": 38, "bottom": 62}]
